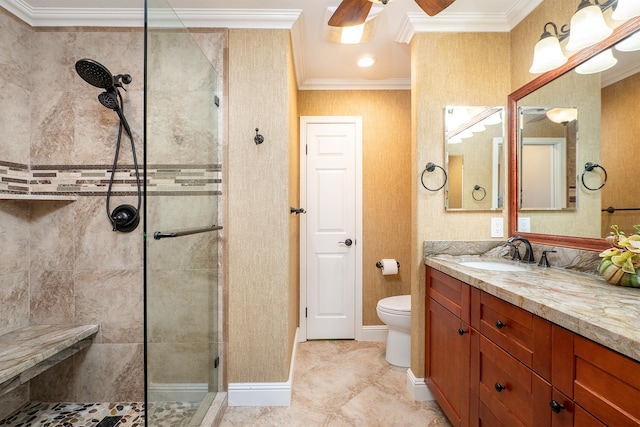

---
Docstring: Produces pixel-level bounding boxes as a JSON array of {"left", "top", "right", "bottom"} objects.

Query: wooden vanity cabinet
[
  {"left": 426, "top": 267, "right": 478, "bottom": 427},
  {"left": 571, "top": 333, "right": 640, "bottom": 425},
  {"left": 426, "top": 266, "right": 640, "bottom": 426}
]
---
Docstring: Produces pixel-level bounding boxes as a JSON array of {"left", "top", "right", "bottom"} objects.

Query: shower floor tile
[{"left": 0, "top": 401, "right": 199, "bottom": 427}]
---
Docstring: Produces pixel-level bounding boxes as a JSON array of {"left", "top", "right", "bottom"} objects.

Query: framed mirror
[
  {"left": 444, "top": 106, "right": 504, "bottom": 211},
  {"left": 508, "top": 17, "right": 640, "bottom": 250}
]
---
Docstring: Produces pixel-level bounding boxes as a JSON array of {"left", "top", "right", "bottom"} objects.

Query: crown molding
[
  {"left": 298, "top": 77, "right": 410, "bottom": 91},
  {"left": 0, "top": 0, "right": 301, "bottom": 29},
  {"left": 397, "top": 0, "right": 543, "bottom": 43}
]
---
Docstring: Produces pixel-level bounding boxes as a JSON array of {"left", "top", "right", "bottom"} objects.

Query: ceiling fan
[{"left": 328, "top": 0, "right": 457, "bottom": 27}]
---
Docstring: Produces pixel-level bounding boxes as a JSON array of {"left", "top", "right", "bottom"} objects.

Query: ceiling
[{"left": 3, "top": 0, "right": 542, "bottom": 89}]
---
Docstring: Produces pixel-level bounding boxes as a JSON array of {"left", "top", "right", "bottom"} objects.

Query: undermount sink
[{"left": 458, "top": 260, "right": 528, "bottom": 272}]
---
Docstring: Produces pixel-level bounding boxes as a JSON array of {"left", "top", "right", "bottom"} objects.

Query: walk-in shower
[
  {"left": 0, "top": 0, "right": 222, "bottom": 425},
  {"left": 75, "top": 58, "right": 141, "bottom": 233}
]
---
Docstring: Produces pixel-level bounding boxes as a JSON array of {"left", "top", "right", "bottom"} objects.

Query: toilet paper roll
[{"left": 381, "top": 259, "right": 398, "bottom": 275}]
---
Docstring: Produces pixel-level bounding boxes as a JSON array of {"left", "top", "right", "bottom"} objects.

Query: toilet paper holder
[{"left": 376, "top": 260, "right": 400, "bottom": 269}]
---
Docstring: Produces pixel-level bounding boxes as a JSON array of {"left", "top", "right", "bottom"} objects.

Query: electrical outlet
[
  {"left": 491, "top": 217, "right": 504, "bottom": 238},
  {"left": 518, "top": 217, "right": 531, "bottom": 232}
]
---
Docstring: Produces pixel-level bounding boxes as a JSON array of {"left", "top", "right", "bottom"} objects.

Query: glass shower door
[{"left": 144, "top": 0, "right": 220, "bottom": 425}]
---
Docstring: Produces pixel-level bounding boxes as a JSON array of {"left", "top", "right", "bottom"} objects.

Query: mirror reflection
[
  {"left": 445, "top": 106, "right": 504, "bottom": 211},
  {"left": 518, "top": 106, "right": 578, "bottom": 210},
  {"left": 515, "top": 30, "right": 640, "bottom": 238}
]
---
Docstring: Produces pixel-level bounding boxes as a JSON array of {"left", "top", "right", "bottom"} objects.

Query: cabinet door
[
  {"left": 478, "top": 335, "right": 551, "bottom": 427},
  {"left": 427, "top": 298, "right": 471, "bottom": 427},
  {"left": 550, "top": 389, "right": 574, "bottom": 427},
  {"left": 573, "top": 335, "right": 640, "bottom": 426}
]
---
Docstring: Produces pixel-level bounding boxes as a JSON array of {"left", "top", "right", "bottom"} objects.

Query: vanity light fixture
[
  {"left": 529, "top": 22, "right": 569, "bottom": 74},
  {"left": 615, "top": 30, "right": 640, "bottom": 51},
  {"left": 565, "top": 0, "right": 613, "bottom": 51},
  {"left": 529, "top": 0, "right": 629, "bottom": 74},
  {"left": 612, "top": 0, "right": 640, "bottom": 20},
  {"left": 575, "top": 48, "right": 618, "bottom": 73},
  {"left": 483, "top": 110, "right": 503, "bottom": 126},
  {"left": 546, "top": 107, "right": 578, "bottom": 124}
]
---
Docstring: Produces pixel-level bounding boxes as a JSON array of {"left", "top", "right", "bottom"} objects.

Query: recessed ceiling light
[{"left": 357, "top": 56, "right": 375, "bottom": 67}]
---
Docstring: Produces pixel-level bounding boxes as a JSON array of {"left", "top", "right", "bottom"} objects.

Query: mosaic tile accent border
[
  {"left": 0, "top": 161, "right": 30, "bottom": 194},
  {"left": 0, "top": 161, "right": 222, "bottom": 197},
  {"left": 0, "top": 401, "right": 200, "bottom": 427}
]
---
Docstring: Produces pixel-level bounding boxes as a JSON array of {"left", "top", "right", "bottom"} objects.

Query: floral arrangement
[{"left": 598, "top": 225, "right": 640, "bottom": 287}]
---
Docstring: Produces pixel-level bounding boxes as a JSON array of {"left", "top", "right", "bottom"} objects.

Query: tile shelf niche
[{"left": 0, "top": 194, "right": 78, "bottom": 201}]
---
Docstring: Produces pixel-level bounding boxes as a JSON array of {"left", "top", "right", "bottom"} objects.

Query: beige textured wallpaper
[
  {"left": 601, "top": 73, "right": 640, "bottom": 235},
  {"left": 298, "top": 90, "right": 412, "bottom": 326},
  {"left": 287, "top": 35, "right": 300, "bottom": 358},
  {"left": 411, "top": 32, "right": 511, "bottom": 377},
  {"left": 227, "top": 29, "right": 295, "bottom": 383}
]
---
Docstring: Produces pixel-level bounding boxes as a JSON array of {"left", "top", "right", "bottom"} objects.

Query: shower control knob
[{"left": 339, "top": 239, "right": 353, "bottom": 247}]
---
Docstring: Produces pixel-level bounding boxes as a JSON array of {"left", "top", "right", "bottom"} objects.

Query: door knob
[{"left": 339, "top": 239, "right": 353, "bottom": 247}]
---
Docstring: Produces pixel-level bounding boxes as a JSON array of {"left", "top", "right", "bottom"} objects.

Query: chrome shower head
[{"left": 75, "top": 58, "right": 114, "bottom": 89}]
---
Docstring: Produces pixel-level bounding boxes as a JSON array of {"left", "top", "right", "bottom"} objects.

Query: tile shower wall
[
  {"left": 0, "top": 7, "right": 226, "bottom": 417},
  {"left": 0, "top": 8, "right": 147, "bottom": 411}
]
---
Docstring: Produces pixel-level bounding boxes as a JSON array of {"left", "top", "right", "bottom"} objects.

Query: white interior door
[
  {"left": 521, "top": 137, "right": 566, "bottom": 209},
  {"left": 300, "top": 117, "right": 362, "bottom": 341}
]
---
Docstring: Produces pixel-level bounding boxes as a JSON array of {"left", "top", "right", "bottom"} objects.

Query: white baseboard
[
  {"left": 359, "top": 325, "right": 388, "bottom": 342},
  {"left": 147, "top": 382, "right": 208, "bottom": 402},
  {"left": 228, "top": 328, "right": 299, "bottom": 407},
  {"left": 407, "top": 369, "right": 434, "bottom": 401}
]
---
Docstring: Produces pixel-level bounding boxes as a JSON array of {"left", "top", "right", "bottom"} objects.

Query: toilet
[{"left": 376, "top": 295, "right": 411, "bottom": 367}]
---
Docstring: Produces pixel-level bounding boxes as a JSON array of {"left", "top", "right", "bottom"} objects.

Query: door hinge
[
  {"left": 305, "top": 307, "right": 308, "bottom": 318},
  {"left": 214, "top": 356, "right": 220, "bottom": 368},
  {"left": 305, "top": 144, "right": 308, "bottom": 155}
]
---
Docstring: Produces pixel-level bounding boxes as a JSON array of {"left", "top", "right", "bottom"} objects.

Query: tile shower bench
[{"left": 0, "top": 324, "right": 99, "bottom": 395}]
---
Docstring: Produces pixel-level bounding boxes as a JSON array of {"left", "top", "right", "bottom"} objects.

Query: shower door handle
[{"left": 339, "top": 239, "right": 353, "bottom": 247}]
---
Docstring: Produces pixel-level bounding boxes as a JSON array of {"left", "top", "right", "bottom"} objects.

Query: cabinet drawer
[
  {"left": 426, "top": 267, "right": 470, "bottom": 323},
  {"left": 478, "top": 335, "right": 551, "bottom": 427},
  {"left": 478, "top": 292, "right": 551, "bottom": 380},
  {"left": 573, "top": 335, "right": 640, "bottom": 426}
]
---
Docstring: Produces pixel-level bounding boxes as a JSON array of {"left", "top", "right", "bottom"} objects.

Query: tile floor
[
  {"left": 1, "top": 341, "right": 451, "bottom": 426},
  {"left": 219, "top": 340, "right": 452, "bottom": 426}
]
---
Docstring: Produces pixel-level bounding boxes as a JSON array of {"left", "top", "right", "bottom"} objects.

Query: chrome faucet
[{"left": 506, "top": 236, "right": 536, "bottom": 264}]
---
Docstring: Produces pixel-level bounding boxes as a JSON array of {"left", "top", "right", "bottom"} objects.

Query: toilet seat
[{"left": 377, "top": 295, "right": 411, "bottom": 316}]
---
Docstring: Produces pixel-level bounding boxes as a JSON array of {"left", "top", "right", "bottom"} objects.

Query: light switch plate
[
  {"left": 491, "top": 218, "right": 504, "bottom": 238},
  {"left": 518, "top": 217, "right": 531, "bottom": 232}
]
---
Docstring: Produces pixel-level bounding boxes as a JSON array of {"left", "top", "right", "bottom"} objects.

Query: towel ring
[
  {"left": 472, "top": 185, "right": 486, "bottom": 201},
  {"left": 581, "top": 162, "right": 607, "bottom": 191},
  {"left": 420, "top": 162, "right": 447, "bottom": 192}
]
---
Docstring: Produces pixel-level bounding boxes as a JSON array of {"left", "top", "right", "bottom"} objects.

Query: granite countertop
[
  {"left": 0, "top": 324, "right": 100, "bottom": 385},
  {"left": 425, "top": 254, "right": 640, "bottom": 362}
]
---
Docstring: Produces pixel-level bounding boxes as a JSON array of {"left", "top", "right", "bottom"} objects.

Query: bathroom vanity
[{"left": 424, "top": 255, "right": 640, "bottom": 427}]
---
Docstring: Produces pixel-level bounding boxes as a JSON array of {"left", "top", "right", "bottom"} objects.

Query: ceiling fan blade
[
  {"left": 414, "top": 0, "right": 457, "bottom": 16},
  {"left": 328, "top": 0, "right": 373, "bottom": 27}
]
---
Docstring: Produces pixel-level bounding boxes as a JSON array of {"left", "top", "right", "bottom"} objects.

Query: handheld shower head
[
  {"left": 75, "top": 58, "right": 115, "bottom": 89},
  {"left": 98, "top": 90, "right": 119, "bottom": 110},
  {"left": 98, "top": 90, "right": 133, "bottom": 138}
]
